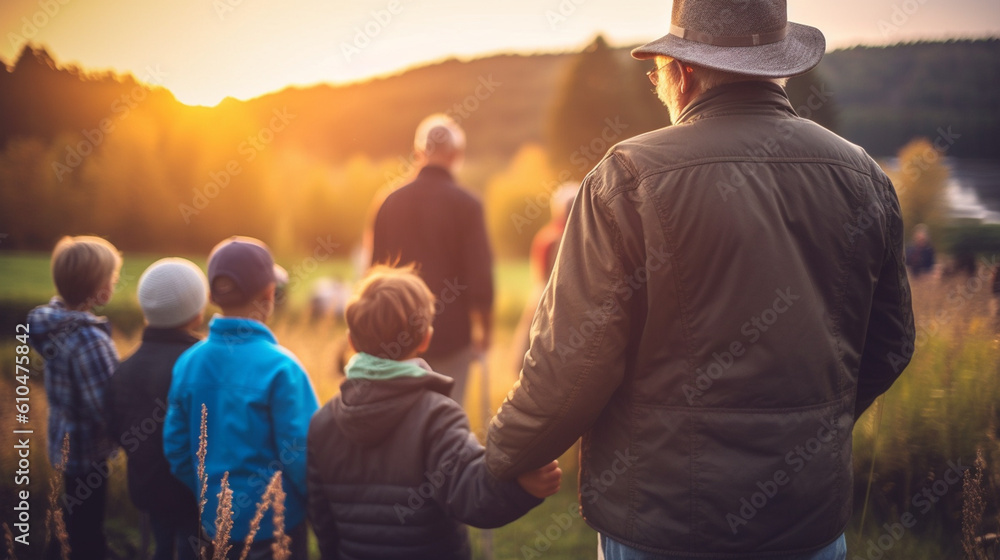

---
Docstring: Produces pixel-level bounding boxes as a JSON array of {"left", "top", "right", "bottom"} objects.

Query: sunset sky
[{"left": 2, "top": 0, "right": 998, "bottom": 106}]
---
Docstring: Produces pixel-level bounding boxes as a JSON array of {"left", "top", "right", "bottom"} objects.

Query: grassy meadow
[{"left": 1, "top": 251, "right": 999, "bottom": 559}]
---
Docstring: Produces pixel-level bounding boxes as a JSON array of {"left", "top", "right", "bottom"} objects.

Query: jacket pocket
[{"left": 628, "top": 392, "right": 854, "bottom": 555}]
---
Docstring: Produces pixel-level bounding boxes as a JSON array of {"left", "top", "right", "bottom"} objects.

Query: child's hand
[{"left": 517, "top": 460, "right": 562, "bottom": 499}]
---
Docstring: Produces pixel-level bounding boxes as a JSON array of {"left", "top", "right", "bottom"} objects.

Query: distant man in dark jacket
[
  {"left": 370, "top": 114, "right": 494, "bottom": 406},
  {"left": 485, "top": 1, "right": 915, "bottom": 559},
  {"left": 106, "top": 258, "right": 207, "bottom": 560},
  {"left": 307, "top": 266, "right": 559, "bottom": 559}
]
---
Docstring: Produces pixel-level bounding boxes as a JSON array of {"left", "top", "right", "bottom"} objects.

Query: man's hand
[{"left": 516, "top": 460, "right": 562, "bottom": 499}]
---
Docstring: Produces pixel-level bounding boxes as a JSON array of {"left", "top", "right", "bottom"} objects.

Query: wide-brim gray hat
[{"left": 632, "top": 0, "right": 825, "bottom": 78}]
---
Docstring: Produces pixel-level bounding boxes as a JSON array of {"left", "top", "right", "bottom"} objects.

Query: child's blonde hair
[
  {"left": 345, "top": 265, "right": 435, "bottom": 360},
  {"left": 51, "top": 236, "right": 122, "bottom": 306}
]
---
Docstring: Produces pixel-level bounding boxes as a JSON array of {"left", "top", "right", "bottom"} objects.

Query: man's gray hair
[
  {"left": 694, "top": 65, "right": 789, "bottom": 92},
  {"left": 660, "top": 56, "right": 788, "bottom": 98},
  {"left": 414, "top": 114, "right": 466, "bottom": 156}
]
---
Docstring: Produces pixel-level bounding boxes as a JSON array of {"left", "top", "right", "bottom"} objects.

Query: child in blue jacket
[{"left": 165, "top": 236, "right": 319, "bottom": 559}]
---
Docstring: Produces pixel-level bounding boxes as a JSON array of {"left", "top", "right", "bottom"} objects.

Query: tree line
[{"left": 0, "top": 38, "right": 994, "bottom": 257}]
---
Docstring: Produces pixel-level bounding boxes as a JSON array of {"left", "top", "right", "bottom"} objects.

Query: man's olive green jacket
[{"left": 486, "top": 81, "right": 914, "bottom": 557}]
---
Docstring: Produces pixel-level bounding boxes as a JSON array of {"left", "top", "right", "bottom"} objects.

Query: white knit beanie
[{"left": 138, "top": 258, "right": 209, "bottom": 328}]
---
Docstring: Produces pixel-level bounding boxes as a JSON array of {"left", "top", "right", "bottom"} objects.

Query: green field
[{"left": 1, "top": 252, "right": 998, "bottom": 559}]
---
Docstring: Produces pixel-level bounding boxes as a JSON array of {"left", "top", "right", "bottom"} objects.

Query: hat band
[{"left": 669, "top": 23, "right": 788, "bottom": 47}]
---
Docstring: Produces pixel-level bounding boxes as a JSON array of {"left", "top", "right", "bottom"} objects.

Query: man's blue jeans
[{"left": 600, "top": 534, "right": 847, "bottom": 560}]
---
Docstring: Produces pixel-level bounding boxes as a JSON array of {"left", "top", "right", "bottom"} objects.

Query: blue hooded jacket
[{"left": 164, "top": 316, "right": 319, "bottom": 541}]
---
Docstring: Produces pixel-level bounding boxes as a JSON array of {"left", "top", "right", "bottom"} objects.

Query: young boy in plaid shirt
[{"left": 28, "top": 235, "right": 122, "bottom": 560}]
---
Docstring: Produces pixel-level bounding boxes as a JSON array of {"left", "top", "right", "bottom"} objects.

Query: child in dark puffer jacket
[{"left": 307, "top": 265, "right": 561, "bottom": 560}]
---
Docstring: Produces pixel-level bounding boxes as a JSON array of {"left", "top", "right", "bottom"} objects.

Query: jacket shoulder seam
[
  {"left": 597, "top": 152, "right": 641, "bottom": 200},
  {"left": 632, "top": 156, "right": 877, "bottom": 185}
]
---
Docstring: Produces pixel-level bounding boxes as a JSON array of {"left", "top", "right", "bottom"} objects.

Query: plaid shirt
[{"left": 28, "top": 297, "right": 119, "bottom": 475}]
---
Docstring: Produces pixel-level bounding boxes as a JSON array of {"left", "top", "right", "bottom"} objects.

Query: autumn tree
[
  {"left": 888, "top": 137, "right": 951, "bottom": 245},
  {"left": 484, "top": 144, "right": 558, "bottom": 258}
]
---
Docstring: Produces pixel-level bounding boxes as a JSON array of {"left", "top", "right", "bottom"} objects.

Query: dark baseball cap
[{"left": 207, "top": 236, "right": 277, "bottom": 306}]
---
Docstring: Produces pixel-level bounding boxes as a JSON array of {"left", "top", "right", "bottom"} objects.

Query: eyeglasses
[
  {"left": 647, "top": 59, "right": 681, "bottom": 86},
  {"left": 647, "top": 60, "right": 695, "bottom": 87},
  {"left": 646, "top": 63, "right": 669, "bottom": 86}
]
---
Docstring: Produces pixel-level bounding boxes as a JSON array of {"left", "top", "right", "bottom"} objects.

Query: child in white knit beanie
[{"left": 106, "top": 257, "right": 208, "bottom": 560}]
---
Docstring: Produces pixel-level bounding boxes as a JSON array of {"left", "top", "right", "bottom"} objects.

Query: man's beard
[{"left": 656, "top": 81, "right": 684, "bottom": 124}]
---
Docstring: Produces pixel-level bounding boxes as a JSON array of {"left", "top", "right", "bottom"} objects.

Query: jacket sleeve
[
  {"left": 486, "top": 156, "right": 641, "bottom": 480},
  {"left": 855, "top": 176, "right": 915, "bottom": 419},
  {"left": 369, "top": 192, "right": 392, "bottom": 267},
  {"left": 270, "top": 360, "right": 321, "bottom": 503},
  {"left": 306, "top": 414, "right": 339, "bottom": 559},
  {"left": 163, "top": 361, "right": 196, "bottom": 493},
  {"left": 424, "top": 401, "right": 542, "bottom": 528}
]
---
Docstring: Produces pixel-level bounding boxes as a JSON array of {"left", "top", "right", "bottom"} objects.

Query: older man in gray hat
[{"left": 485, "top": 1, "right": 914, "bottom": 559}]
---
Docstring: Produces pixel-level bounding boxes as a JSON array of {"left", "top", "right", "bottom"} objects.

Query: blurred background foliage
[{"left": 1, "top": 38, "right": 997, "bottom": 260}]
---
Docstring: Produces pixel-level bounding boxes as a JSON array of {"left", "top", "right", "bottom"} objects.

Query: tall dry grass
[
  {"left": 212, "top": 472, "right": 234, "bottom": 560},
  {"left": 191, "top": 404, "right": 292, "bottom": 560},
  {"left": 45, "top": 434, "right": 70, "bottom": 560},
  {"left": 962, "top": 450, "right": 1000, "bottom": 560},
  {"left": 851, "top": 268, "right": 1000, "bottom": 557},
  {"left": 270, "top": 476, "right": 291, "bottom": 560},
  {"left": 238, "top": 472, "right": 283, "bottom": 560},
  {"left": 3, "top": 521, "right": 15, "bottom": 560},
  {"left": 198, "top": 403, "right": 209, "bottom": 538}
]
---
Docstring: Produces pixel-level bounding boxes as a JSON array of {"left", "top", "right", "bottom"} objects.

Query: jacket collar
[
  {"left": 674, "top": 81, "right": 797, "bottom": 126},
  {"left": 345, "top": 352, "right": 431, "bottom": 381},
  {"left": 335, "top": 371, "right": 455, "bottom": 445},
  {"left": 416, "top": 164, "right": 455, "bottom": 183},
  {"left": 142, "top": 326, "right": 201, "bottom": 345},
  {"left": 207, "top": 315, "right": 276, "bottom": 344},
  {"left": 42, "top": 296, "right": 112, "bottom": 335}
]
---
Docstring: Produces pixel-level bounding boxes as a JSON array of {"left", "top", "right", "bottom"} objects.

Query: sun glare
[{"left": 165, "top": 77, "right": 289, "bottom": 108}]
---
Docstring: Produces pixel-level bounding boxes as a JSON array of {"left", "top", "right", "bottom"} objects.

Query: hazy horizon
[{"left": 2, "top": 0, "right": 998, "bottom": 106}]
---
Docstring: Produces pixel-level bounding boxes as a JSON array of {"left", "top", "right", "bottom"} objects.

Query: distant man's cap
[
  {"left": 137, "top": 258, "right": 208, "bottom": 328},
  {"left": 631, "top": 0, "right": 825, "bottom": 78},
  {"left": 207, "top": 236, "right": 276, "bottom": 306}
]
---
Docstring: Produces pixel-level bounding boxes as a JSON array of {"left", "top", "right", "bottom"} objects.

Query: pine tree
[{"left": 545, "top": 35, "right": 669, "bottom": 181}]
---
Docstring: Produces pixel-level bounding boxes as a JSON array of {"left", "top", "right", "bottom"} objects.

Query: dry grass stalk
[
  {"left": 963, "top": 449, "right": 989, "bottom": 560},
  {"left": 270, "top": 476, "right": 291, "bottom": 560},
  {"left": 212, "top": 472, "right": 234, "bottom": 560},
  {"left": 198, "top": 403, "right": 209, "bottom": 519},
  {"left": 46, "top": 434, "right": 71, "bottom": 560},
  {"left": 197, "top": 403, "right": 210, "bottom": 560},
  {"left": 237, "top": 472, "right": 283, "bottom": 560},
  {"left": 4, "top": 521, "right": 16, "bottom": 560}
]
